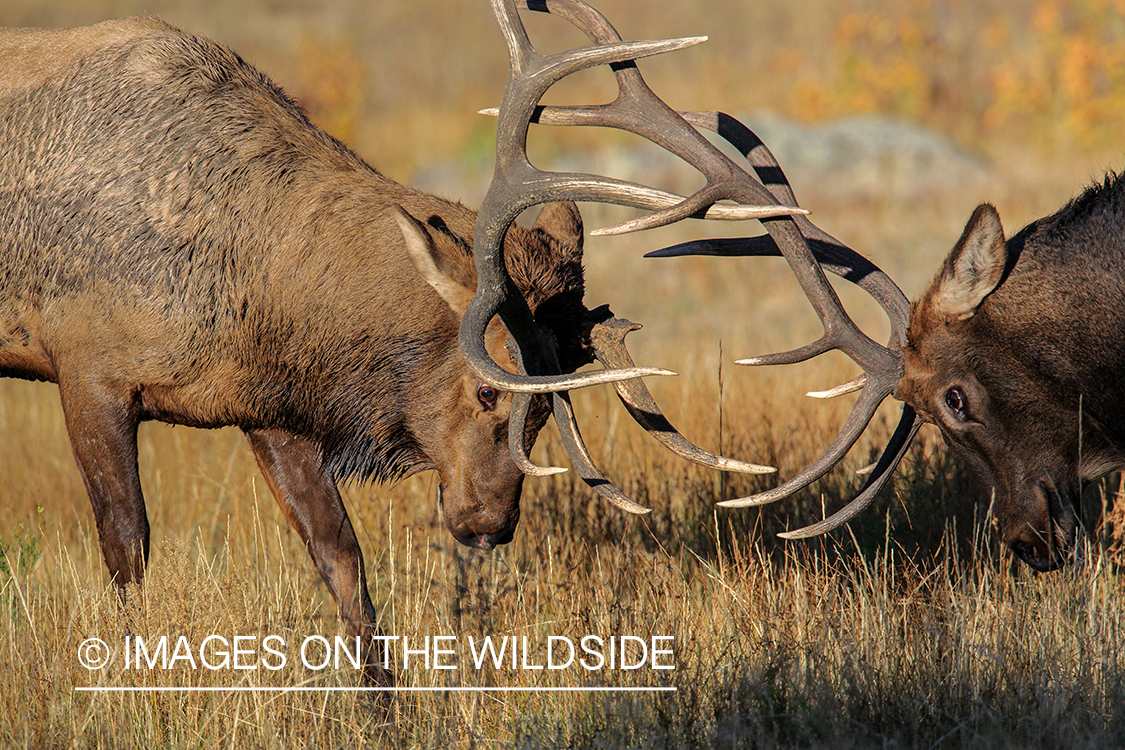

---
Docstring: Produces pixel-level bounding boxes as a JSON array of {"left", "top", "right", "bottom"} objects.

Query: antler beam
[{"left": 466, "top": 0, "right": 920, "bottom": 531}]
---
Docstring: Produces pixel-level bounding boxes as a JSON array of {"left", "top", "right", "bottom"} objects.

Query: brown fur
[
  {"left": 0, "top": 18, "right": 591, "bottom": 683},
  {"left": 897, "top": 175, "right": 1125, "bottom": 571}
]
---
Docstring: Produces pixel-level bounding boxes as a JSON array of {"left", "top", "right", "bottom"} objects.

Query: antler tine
[
  {"left": 507, "top": 392, "right": 568, "bottom": 475},
  {"left": 588, "top": 315, "right": 775, "bottom": 475},
  {"left": 550, "top": 388, "right": 653, "bottom": 514},
  {"left": 777, "top": 409, "right": 922, "bottom": 539},
  {"left": 718, "top": 377, "right": 895, "bottom": 507},
  {"left": 502, "top": 338, "right": 567, "bottom": 476},
  {"left": 807, "top": 374, "right": 867, "bottom": 400}
]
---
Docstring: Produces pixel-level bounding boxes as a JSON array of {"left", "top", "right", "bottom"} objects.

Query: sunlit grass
[{"left": 2, "top": 362, "right": 1124, "bottom": 748}]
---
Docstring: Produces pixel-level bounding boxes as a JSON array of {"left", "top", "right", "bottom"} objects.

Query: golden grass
[
  {"left": 4, "top": 0, "right": 1125, "bottom": 747},
  {"left": 2, "top": 366, "right": 1124, "bottom": 748}
]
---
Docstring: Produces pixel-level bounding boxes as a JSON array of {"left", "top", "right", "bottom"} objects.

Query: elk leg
[
  {"left": 58, "top": 379, "right": 148, "bottom": 591},
  {"left": 244, "top": 428, "right": 389, "bottom": 686}
]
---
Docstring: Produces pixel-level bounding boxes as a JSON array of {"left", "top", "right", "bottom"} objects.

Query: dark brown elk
[
  {"left": 894, "top": 182, "right": 1125, "bottom": 571},
  {"left": 470, "top": 0, "right": 1119, "bottom": 575},
  {"left": 0, "top": 16, "right": 794, "bottom": 684}
]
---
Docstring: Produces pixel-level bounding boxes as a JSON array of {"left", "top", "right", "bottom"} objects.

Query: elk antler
[
  {"left": 646, "top": 112, "right": 923, "bottom": 537},
  {"left": 463, "top": 0, "right": 793, "bottom": 512},
  {"left": 464, "top": 0, "right": 920, "bottom": 529}
]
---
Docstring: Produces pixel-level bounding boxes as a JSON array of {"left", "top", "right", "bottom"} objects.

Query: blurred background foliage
[{"left": 5, "top": 0, "right": 1125, "bottom": 172}]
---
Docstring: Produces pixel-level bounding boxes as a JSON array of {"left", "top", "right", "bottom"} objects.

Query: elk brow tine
[
  {"left": 550, "top": 390, "right": 652, "bottom": 514},
  {"left": 589, "top": 317, "right": 775, "bottom": 474},
  {"left": 777, "top": 409, "right": 922, "bottom": 539},
  {"left": 718, "top": 382, "right": 893, "bottom": 508},
  {"left": 807, "top": 374, "right": 867, "bottom": 400}
]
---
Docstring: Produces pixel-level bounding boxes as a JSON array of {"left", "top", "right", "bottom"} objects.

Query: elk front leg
[
  {"left": 244, "top": 428, "right": 389, "bottom": 686},
  {"left": 58, "top": 378, "right": 149, "bottom": 592}
]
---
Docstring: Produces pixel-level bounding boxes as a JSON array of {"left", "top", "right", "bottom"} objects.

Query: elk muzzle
[
  {"left": 436, "top": 473, "right": 523, "bottom": 551},
  {"left": 999, "top": 476, "right": 1078, "bottom": 572}
]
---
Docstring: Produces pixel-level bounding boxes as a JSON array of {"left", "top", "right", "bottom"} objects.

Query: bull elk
[
  {"left": 0, "top": 12, "right": 797, "bottom": 683},
  {"left": 470, "top": 0, "right": 1116, "bottom": 574}
]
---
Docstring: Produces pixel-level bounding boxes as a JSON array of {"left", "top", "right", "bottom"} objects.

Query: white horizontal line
[{"left": 75, "top": 686, "right": 676, "bottom": 693}]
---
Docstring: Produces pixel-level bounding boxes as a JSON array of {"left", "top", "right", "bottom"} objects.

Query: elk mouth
[
  {"left": 457, "top": 528, "right": 514, "bottom": 551},
  {"left": 436, "top": 484, "right": 518, "bottom": 551},
  {"left": 1007, "top": 477, "right": 1076, "bottom": 572},
  {"left": 1009, "top": 539, "right": 1065, "bottom": 572}
]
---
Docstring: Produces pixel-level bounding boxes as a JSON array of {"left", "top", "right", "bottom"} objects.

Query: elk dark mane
[{"left": 1041, "top": 170, "right": 1125, "bottom": 247}]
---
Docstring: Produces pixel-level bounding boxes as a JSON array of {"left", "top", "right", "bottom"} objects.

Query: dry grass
[
  {"left": 3, "top": 368, "right": 1124, "bottom": 748},
  {"left": 4, "top": 0, "right": 1125, "bottom": 747}
]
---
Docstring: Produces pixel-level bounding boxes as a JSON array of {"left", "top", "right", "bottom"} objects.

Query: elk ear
[
  {"left": 531, "top": 201, "right": 584, "bottom": 256},
  {"left": 394, "top": 205, "right": 475, "bottom": 315},
  {"left": 933, "top": 203, "right": 1007, "bottom": 321}
]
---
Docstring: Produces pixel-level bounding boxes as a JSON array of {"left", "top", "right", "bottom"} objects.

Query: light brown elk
[
  {"left": 0, "top": 16, "right": 793, "bottom": 683},
  {"left": 469, "top": 0, "right": 1119, "bottom": 574}
]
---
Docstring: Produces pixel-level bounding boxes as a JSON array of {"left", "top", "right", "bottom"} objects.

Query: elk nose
[
  {"left": 1009, "top": 539, "right": 1062, "bottom": 572},
  {"left": 455, "top": 528, "right": 514, "bottom": 551}
]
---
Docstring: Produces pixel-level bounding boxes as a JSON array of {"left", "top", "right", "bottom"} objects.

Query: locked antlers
[{"left": 463, "top": 0, "right": 922, "bottom": 532}]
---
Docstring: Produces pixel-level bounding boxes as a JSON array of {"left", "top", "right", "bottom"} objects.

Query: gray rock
[
  {"left": 737, "top": 112, "right": 989, "bottom": 200},
  {"left": 412, "top": 112, "right": 989, "bottom": 209}
]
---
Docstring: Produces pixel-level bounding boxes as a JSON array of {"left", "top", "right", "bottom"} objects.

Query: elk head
[
  {"left": 896, "top": 201, "right": 1118, "bottom": 571},
  {"left": 395, "top": 200, "right": 597, "bottom": 548}
]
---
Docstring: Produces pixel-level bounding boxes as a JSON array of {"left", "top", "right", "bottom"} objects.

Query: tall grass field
[{"left": 3, "top": 1, "right": 1125, "bottom": 747}]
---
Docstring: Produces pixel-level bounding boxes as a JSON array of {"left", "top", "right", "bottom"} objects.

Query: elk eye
[
  {"left": 945, "top": 387, "right": 968, "bottom": 422},
  {"left": 477, "top": 383, "right": 498, "bottom": 410}
]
